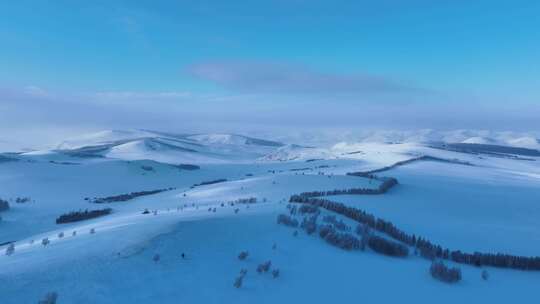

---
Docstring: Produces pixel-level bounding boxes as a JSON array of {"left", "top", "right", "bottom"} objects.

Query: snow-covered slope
[
  {"left": 2, "top": 130, "right": 540, "bottom": 303},
  {"left": 41, "top": 130, "right": 287, "bottom": 164}
]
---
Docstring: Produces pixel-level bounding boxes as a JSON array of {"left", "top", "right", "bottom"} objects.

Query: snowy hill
[{"left": 48, "top": 130, "right": 286, "bottom": 164}]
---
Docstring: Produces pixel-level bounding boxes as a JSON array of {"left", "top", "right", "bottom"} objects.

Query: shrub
[
  {"left": 233, "top": 275, "right": 243, "bottom": 288},
  {"left": 257, "top": 260, "right": 272, "bottom": 273},
  {"left": 430, "top": 261, "right": 462, "bottom": 283},
  {"left": 272, "top": 269, "right": 280, "bottom": 278},
  {"left": 5, "top": 243, "right": 15, "bottom": 256},
  {"left": 238, "top": 251, "right": 249, "bottom": 260},
  {"left": 481, "top": 270, "right": 489, "bottom": 281},
  {"left": 368, "top": 236, "right": 409, "bottom": 257},
  {"left": 38, "top": 292, "right": 58, "bottom": 304},
  {"left": 15, "top": 197, "right": 31, "bottom": 204},
  {"left": 0, "top": 199, "right": 9, "bottom": 212}
]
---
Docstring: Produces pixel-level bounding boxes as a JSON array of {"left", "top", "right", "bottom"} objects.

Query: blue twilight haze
[{"left": 0, "top": 0, "right": 538, "bottom": 144}]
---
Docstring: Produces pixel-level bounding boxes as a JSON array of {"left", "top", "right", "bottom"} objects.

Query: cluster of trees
[
  {"left": 430, "top": 261, "right": 462, "bottom": 283},
  {"left": 298, "top": 204, "right": 319, "bottom": 215},
  {"left": 322, "top": 215, "right": 350, "bottom": 231},
  {"left": 56, "top": 208, "right": 112, "bottom": 224},
  {"left": 277, "top": 214, "right": 299, "bottom": 227},
  {"left": 140, "top": 165, "right": 154, "bottom": 171},
  {"left": 14, "top": 197, "right": 31, "bottom": 204},
  {"left": 290, "top": 196, "right": 540, "bottom": 271},
  {"left": 171, "top": 163, "right": 200, "bottom": 170},
  {"left": 232, "top": 197, "right": 257, "bottom": 204},
  {"left": 0, "top": 199, "right": 9, "bottom": 212},
  {"left": 319, "top": 225, "right": 360, "bottom": 250},
  {"left": 301, "top": 214, "right": 318, "bottom": 234},
  {"left": 90, "top": 188, "right": 171, "bottom": 204},
  {"left": 191, "top": 179, "right": 227, "bottom": 188}
]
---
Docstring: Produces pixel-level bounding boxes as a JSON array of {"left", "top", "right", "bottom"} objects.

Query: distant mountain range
[{"left": 1, "top": 129, "right": 539, "bottom": 164}]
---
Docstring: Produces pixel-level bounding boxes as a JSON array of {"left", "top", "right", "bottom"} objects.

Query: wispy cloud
[{"left": 188, "top": 60, "right": 420, "bottom": 95}]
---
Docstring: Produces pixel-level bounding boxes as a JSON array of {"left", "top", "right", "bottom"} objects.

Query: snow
[{"left": 1, "top": 131, "right": 540, "bottom": 303}]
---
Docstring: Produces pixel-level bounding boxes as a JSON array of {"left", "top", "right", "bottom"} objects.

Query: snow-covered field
[{"left": 1, "top": 130, "right": 539, "bottom": 303}]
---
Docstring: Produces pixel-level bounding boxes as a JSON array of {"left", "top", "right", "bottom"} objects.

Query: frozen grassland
[{"left": 0, "top": 141, "right": 539, "bottom": 303}]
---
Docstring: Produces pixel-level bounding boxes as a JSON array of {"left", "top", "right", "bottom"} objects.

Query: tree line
[
  {"left": 293, "top": 177, "right": 398, "bottom": 199},
  {"left": 289, "top": 195, "right": 540, "bottom": 271},
  {"left": 56, "top": 208, "right": 112, "bottom": 224},
  {"left": 89, "top": 188, "right": 172, "bottom": 204}
]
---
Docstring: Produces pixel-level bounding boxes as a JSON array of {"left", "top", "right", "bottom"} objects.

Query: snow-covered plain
[{"left": 1, "top": 131, "right": 539, "bottom": 303}]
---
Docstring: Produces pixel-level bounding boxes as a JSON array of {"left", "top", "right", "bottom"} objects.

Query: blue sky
[{"left": 0, "top": 0, "right": 539, "bottom": 142}]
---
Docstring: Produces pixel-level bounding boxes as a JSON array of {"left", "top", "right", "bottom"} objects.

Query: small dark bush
[
  {"left": 257, "top": 260, "right": 272, "bottom": 273},
  {"left": 481, "top": 270, "right": 489, "bottom": 281},
  {"left": 238, "top": 251, "right": 249, "bottom": 260}
]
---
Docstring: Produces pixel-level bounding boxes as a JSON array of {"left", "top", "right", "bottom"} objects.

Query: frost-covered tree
[{"left": 42, "top": 238, "right": 50, "bottom": 246}]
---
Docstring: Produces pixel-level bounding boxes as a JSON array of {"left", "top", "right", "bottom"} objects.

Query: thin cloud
[{"left": 188, "top": 60, "right": 420, "bottom": 95}]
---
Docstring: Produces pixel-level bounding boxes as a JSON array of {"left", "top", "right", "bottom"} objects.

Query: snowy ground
[{"left": 1, "top": 137, "right": 539, "bottom": 303}]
